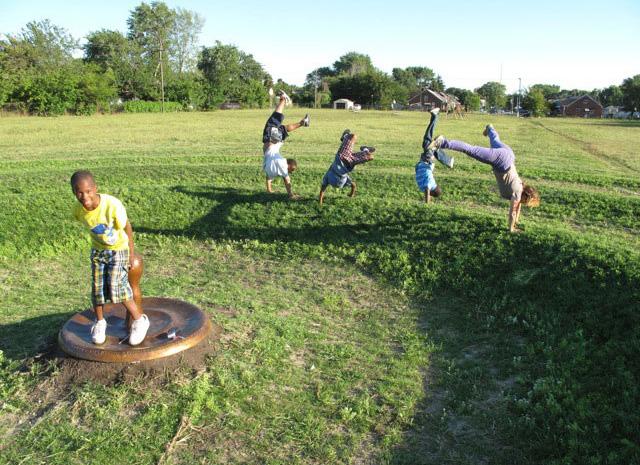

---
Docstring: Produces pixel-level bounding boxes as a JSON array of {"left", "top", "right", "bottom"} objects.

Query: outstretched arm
[
  {"left": 425, "top": 189, "right": 431, "bottom": 204},
  {"left": 283, "top": 177, "right": 297, "bottom": 198},
  {"left": 509, "top": 197, "right": 523, "bottom": 232},
  {"left": 266, "top": 175, "right": 274, "bottom": 193}
]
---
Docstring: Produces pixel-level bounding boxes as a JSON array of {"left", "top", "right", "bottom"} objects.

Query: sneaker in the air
[
  {"left": 360, "top": 146, "right": 376, "bottom": 154},
  {"left": 276, "top": 90, "right": 291, "bottom": 106},
  {"left": 341, "top": 129, "right": 351, "bottom": 142},
  {"left": 427, "top": 134, "right": 444, "bottom": 151},
  {"left": 302, "top": 114, "right": 310, "bottom": 127},
  {"left": 91, "top": 318, "right": 107, "bottom": 344},
  {"left": 129, "top": 314, "right": 150, "bottom": 346},
  {"left": 483, "top": 124, "right": 494, "bottom": 137}
]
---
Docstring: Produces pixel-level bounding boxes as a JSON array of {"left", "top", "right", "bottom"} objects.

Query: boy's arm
[
  {"left": 266, "top": 175, "right": 274, "bottom": 193},
  {"left": 283, "top": 177, "right": 297, "bottom": 198},
  {"left": 125, "top": 220, "right": 136, "bottom": 264},
  {"left": 425, "top": 189, "right": 431, "bottom": 204}
]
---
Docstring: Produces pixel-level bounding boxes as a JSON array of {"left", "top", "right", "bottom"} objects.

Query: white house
[{"left": 333, "top": 98, "right": 354, "bottom": 110}]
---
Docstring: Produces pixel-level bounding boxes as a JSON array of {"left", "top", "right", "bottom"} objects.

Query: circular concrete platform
[{"left": 58, "top": 297, "right": 211, "bottom": 363}]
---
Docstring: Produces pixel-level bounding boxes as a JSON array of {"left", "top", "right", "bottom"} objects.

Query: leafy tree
[
  {"left": 198, "top": 42, "right": 270, "bottom": 108},
  {"left": 522, "top": 87, "right": 547, "bottom": 116},
  {"left": 447, "top": 88, "right": 482, "bottom": 111},
  {"left": 620, "top": 74, "right": 640, "bottom": 111},
  {"left": 392, "top": 66, "right": 438, "bottom": 92},
  {"left": 333, "top": 52, "right": 374, "bottom": 76},
  {"left": 475, "top": 81, "right": 507, "bottom": 108},
  {"left": 529, "top": 84, "right": 561, "bottom": 100},
  {"left": 597, "top": 85, "right": 623, "bottom": 107},
  {"left": 128, "top": 1, "right": 176, "bottom": 111},
  {"left": 169, "top": 7, "right": 204, "bottom": 73},
  {"left": 84, "top": 29, "right": 156, "bottom": 101}
]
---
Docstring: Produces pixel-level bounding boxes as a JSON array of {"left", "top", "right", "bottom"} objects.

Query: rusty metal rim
[{"left": 58, "top": 298, "right": 211, "bottom": 363}]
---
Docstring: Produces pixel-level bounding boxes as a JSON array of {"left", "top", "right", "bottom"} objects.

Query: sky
[{"left": 1, "top": 0, "right": 639, "bottom": 94}]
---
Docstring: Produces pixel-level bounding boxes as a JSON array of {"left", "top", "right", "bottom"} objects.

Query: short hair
[
  {"left": 431, "top": 186, "right": 442, "bottom": 197},
  {"left": 286, "top": 159, "right": 297, "bottom": 169},
  {"left": 70, "top": 170, "right": 95, "bottom": 190},
  {"left": 521, "top": 184, "right": 540, "bottom": 207}
]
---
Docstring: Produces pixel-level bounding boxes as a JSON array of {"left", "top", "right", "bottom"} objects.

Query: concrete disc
[{"left": 58, "top": 297, "right": 211, "bottom": 363}]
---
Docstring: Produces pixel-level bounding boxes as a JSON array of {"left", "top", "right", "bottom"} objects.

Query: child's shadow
[
  {"left": 136, "top": 186, "right": 411, "bottom": 247},
  {"left": 137, "top": 186, "right": 306, "bottom": 239}
]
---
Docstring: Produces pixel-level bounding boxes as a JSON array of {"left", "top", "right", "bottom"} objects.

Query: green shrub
[{"left": 121, "top": 100, "right": 184, "bottom": 113}]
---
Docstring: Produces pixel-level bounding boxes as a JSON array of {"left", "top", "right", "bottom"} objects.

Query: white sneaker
[
  {"left": 91, "top": 319, "right": 107, "bottom": 344},
  {"left": 129, "top": 314, "right": 150, "bottom": 346},
  {"left": 302, "top": 114, "right": 310, "bottom": 126},
  {"left": 276, "top": 90, "right": 291, "bottom": 106}
]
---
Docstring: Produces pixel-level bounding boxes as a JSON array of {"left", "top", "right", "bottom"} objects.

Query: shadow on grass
[
  {"left": 1, "top": 312, "right": 76, "bottom": 359},
  {"left": 137, "top": 185, "right": 640, "bottom": 464}
]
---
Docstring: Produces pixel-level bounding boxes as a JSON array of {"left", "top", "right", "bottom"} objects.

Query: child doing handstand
[
  {"left": 318, "top": 130, "right": 375, "bottom": 204},
  {"left": 70, "top": 170, "right": 149, "bottom": 345},
  {"left": 415, "top": 108, "right": 454, "bottom": 203},
  {"left": 428, "top": 124, "right": 540, "bottom": 231},
  {"left": 262, "top": 90, "right": 309, "bottom": 198}
]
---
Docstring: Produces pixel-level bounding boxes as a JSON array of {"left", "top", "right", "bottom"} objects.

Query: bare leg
[
  {"left": 319, "top": 185, "right": 326, "bottom": 203},
  {"left": 122, "top": 299, "right": 143, "bottom": 320},
  {"left": 94, "top": 305, "right": 104, "bottom": 321}
]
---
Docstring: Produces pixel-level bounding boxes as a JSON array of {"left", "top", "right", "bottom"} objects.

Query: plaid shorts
[{"left": 91, "top": 249, "right": 133, "bottom": 306}]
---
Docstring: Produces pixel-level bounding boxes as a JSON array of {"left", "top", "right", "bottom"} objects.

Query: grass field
[{"left": 1, "top": 110, "right": 639, "bottom": 464}]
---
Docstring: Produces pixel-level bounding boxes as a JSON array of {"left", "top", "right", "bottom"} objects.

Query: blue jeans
[{"left": 421, "top": 111, "right": 449, "bottom": 162}]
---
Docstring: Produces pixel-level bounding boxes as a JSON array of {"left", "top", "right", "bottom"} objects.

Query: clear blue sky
[{"left": 1, "top": 0, "right": 639, "bottom": 93}]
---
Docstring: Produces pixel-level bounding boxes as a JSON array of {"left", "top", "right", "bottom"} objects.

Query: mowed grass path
[{"left": 1, "top": 111, "right": 639, "bottom": 464}]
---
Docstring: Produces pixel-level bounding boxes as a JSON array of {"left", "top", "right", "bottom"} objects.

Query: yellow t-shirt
[{"left": 72, "top": 194, "right": 129, "bottom": 251}]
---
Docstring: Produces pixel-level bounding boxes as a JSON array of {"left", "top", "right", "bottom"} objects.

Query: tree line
[{"left": 1, "top": 1, "right": 639, "bottom": 116}]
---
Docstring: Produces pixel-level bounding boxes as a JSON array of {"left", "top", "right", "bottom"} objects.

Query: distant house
[
  {"left": 333, "top": 98, "right": 354, "bottom": 110},
  {"left": 408, "top": 88, "right": 461, "bottom": 112},
  {"left": 551, "top": 94, "right": 602, "bottom": 118}
]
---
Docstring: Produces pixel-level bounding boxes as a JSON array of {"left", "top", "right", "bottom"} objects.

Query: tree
[
  {"left": 169, "top": 7, "right": 204, "bottom": 73},
  {"left": 597, "top": 85, "right": 623, "bottom": 107},
  {"left": 392, "top": 66, "right": 438, "bottom": 92},
  {"left": 529, "top": 84, "right": 561, "bottom": 100},
  {"left": 333, "top": 52, "right": 374, "bottom": 76},
  {"left": 446, "top": 88, "right": 482, "bottom": 111},
  {"left": 475, "top": 81, "right": 507, "bottom": 108},
  {"left": 522, "top": 87, "right": 547, "bottom": 116},
  {"left": 620, "top": 75, "right": 640, "bottom": 111},
  {"left": 128, "top": 1, "right": 176, "bottom": 112},
  {"left": 84, "top": 29, "right": 156, "bottom": 101},
  {"left": 198, "top": 42, "right": 270, "bottom": 108}
]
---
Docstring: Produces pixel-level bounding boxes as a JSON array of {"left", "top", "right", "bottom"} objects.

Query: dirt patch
[{"left": 36, "top": 321, "right": 223, "bottom": 396}]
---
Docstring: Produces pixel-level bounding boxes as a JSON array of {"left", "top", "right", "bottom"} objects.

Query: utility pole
[{"left": 517, "top": 77, "right": 522, "bottom": 118}]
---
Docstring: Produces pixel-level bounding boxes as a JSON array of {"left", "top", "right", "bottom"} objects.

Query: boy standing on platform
[{"left": 70, "top": 170, "right": 149, "bottom": 345}]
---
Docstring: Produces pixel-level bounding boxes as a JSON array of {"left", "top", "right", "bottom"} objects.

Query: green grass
[{"left": 1, "top": 111, "right": 639, "bottom": 464}]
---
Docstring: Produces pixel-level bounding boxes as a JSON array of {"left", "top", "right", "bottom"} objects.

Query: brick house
[
  {"left": 552, "top": 94, "right": 603, "bottom": 118},
  {"left": 408, "top": 88, "right": 461, "bottom": 111}
]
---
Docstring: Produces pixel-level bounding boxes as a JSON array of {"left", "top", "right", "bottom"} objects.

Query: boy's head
[
  {"left": 521, "top": 184, "right": 540, "bottom": 207},
  {"left": 286, "top": 158, "right": 297, "bottom": 174},
  {"left": 430, "top": 186, "right": 442, "bottom": 197},
  {"left": 71, "top": 170, "right": 100, "bottom": 210}
]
